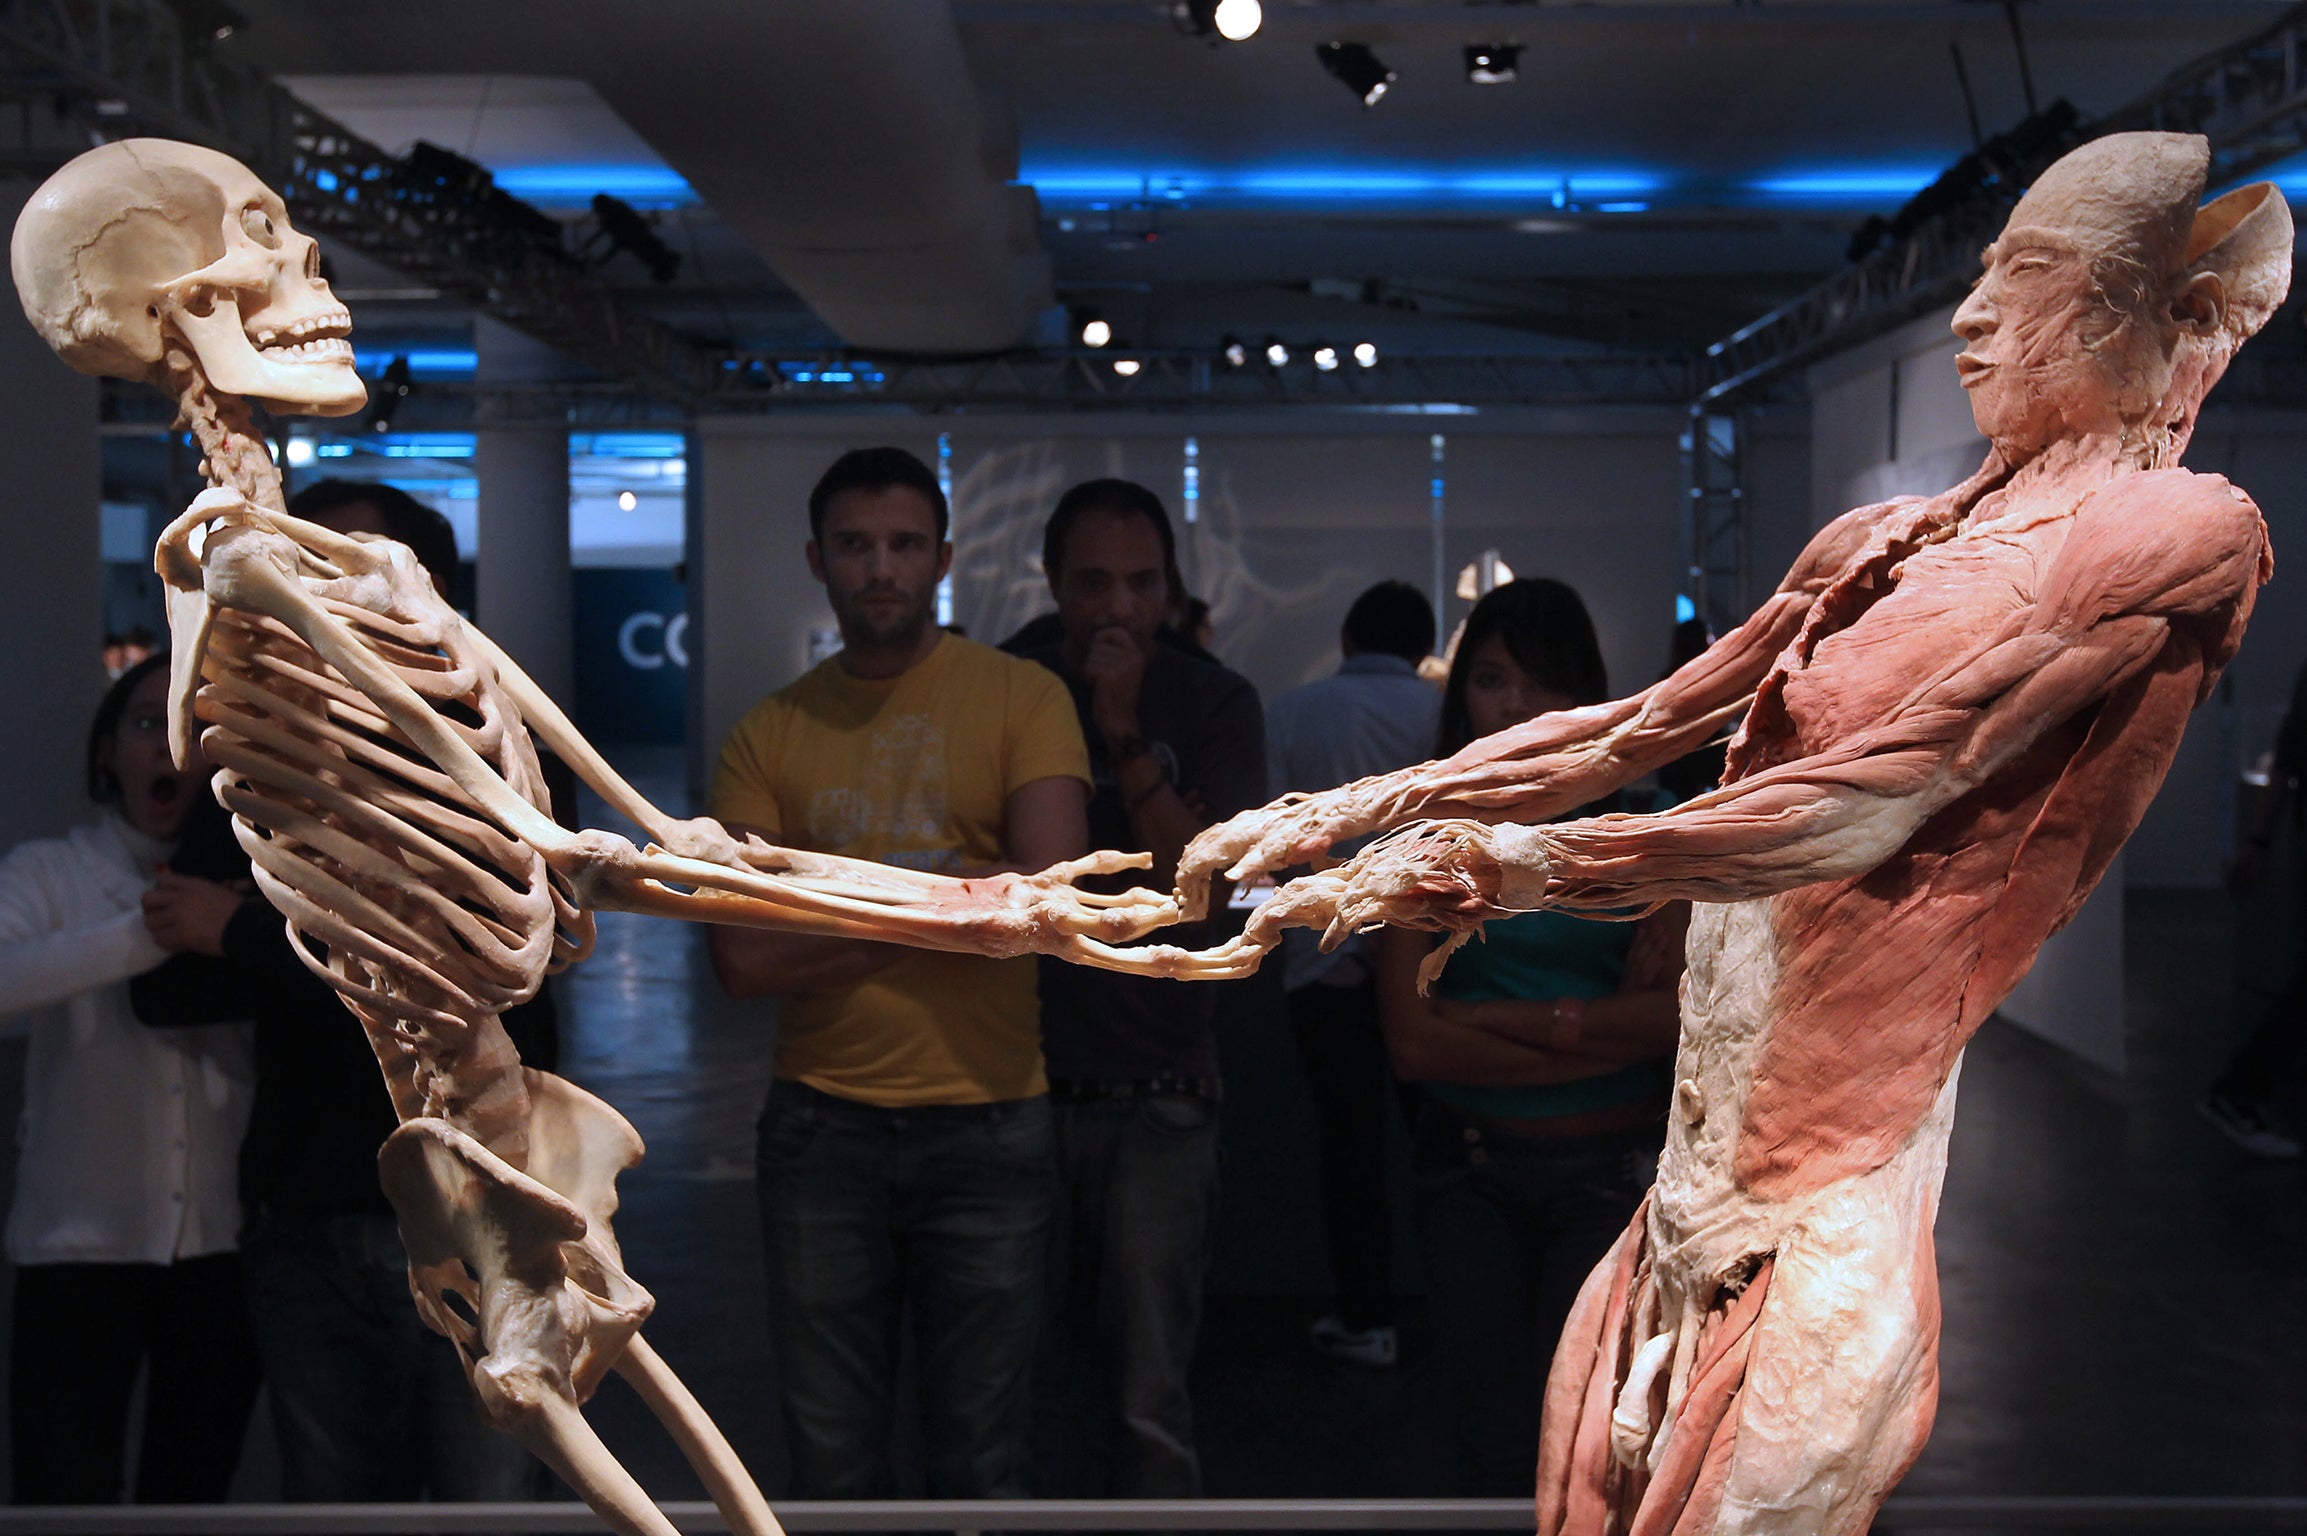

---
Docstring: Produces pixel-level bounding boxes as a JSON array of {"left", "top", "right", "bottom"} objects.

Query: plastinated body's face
[{"left": 1950, "top": 225, "right": 2172, "bottom": 458}]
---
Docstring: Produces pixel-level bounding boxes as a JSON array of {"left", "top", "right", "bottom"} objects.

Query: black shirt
[
  {"left": 131, "top": 784, "right": 560, "bottom": 1214},
  {"left": 1016, "top": 641, "right": 1265, "bottom": 1081}
]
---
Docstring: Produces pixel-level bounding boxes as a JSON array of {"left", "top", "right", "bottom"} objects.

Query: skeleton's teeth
[{"left": 258, "top": 336, "right": 353, "bottom": 362}]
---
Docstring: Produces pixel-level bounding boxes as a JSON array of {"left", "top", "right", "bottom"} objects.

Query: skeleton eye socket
[{"left": 240, "top": 205, "right": 280, "bottom": 249}]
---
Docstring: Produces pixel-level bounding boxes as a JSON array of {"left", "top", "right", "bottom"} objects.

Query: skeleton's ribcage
[{"left": 194, "top": 592, "right": 594, "bottom": 1154}]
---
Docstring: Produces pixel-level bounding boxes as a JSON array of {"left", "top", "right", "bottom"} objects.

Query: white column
[
  {"left": 0, "top": 180, "right": 102, "bottom": 852},
  {"left": 472, "top": 317, "right": 572, "bottom": 703}
]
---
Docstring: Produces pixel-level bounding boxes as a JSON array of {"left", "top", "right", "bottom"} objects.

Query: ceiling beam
[{"left": 0, "top": 0, "right": 717, "bottom": 404}]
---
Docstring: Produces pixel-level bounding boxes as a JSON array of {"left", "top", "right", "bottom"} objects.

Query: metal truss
[
  {"left": 1683, "top": 406, "right": 1748, "bottom": 638},
  {"left": 707, "top": 347, "right": 1697, "bottom": 412},
  {"left": 0, "top": 0, "right": 717, "bottom": 404},
  {"left": 95, "top": 348, "right": 1700, "bottom": 427},
  {"left": 1696, "top": 1, "right": 2307, "bottom": 406}
]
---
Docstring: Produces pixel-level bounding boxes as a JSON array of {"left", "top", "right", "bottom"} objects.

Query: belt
[
  {"left": 1047, "top": 1075, "right": 1222, "bottom": 1103},
  {"left": 1438, "top": 1096, "right": 1664, "bottom": 1143}
]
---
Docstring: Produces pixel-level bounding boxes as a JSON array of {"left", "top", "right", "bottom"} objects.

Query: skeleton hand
[
  {"left": 979, "top": 850, "right": 1185, "bottom": 947},
  {"left": 1246, "top": 818, "right": 1553, "bottom": 988}
]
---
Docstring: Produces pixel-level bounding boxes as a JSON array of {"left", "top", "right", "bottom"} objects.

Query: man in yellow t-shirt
[{"left": 708, "top": 446, "right": 1089, "bottom": 1500}]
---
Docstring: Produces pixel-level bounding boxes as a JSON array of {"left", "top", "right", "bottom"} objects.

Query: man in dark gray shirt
[
  {"left": 1263, "top": 581, "right": 1439, "bottom": 1368},
  {"left": 1010, "top": 478, "right": 1264, "bottom": 1496}
]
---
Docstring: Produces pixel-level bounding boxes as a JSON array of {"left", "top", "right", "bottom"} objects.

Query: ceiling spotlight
[
  {"left": 1313, "top": 345, "right": 1340, "bottom": 372},
  {"left": 1353, "top": 341, "right": 1379, "bottom": 368},
  {"left": 581, "top": 193, "right": 682, "bottom": 284},
  {"left": 366, "top": 354, "right": 412, "bottom": 434},
  {"left": 1464, "top": 43, "right": 1521, "bottom": 84},
  {"left": 1113, "top": 357, "right": 1142, "bottom": 376},
  {"left": 617, "top": 490, "right": 638, "bottom": 511},
  {"left": 1264, "top": 338, "right": 1290, "bottom": 367},
  {"left": 1221, "top": 336, "right": 1250, "bottom": 368},
  {"left": 1213, "top": 0, "right": 1261, "bottom": 40},
  {"left": 1179, "top": 0, "right": 1261, "bottom": 40},
  {"left": 1077, "top": 311, "right": 1112, "bottom": 348},
  {"left": 284, "top": 437, "right": 316, "bottom": 468},
  {"left": 1318, "top": 41, "right": 1396, "bottom": 107}
]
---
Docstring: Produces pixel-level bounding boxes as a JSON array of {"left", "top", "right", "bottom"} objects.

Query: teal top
[{"left": 1423, "top": 907, "right": 1671, "bottom": 1122}]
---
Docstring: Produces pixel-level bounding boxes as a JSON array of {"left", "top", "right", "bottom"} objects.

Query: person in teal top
[{"left": 1376, "top": 578, "right": 1688, "bottom": 1496}]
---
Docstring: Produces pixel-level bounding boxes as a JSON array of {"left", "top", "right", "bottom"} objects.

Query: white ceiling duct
[
  {"left": 241, "top": 0, "right": 1052, "bottom": 356},
  {"left": 584, "top": 0, "right": 1052, "bottom": 355}
]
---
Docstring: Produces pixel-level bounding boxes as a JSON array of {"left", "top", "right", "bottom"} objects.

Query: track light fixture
[
  {"left": 1177, "top": 0, "right": 1261, "bottom": 41},
  {"left": 1313, "top": 344, "right": 1340, "bottom": 372},
  {"left": 1076, "top": 310, "right": 1112, "bottom": 348},
  {"left": 581, "top": 193, "right": 682, "bottom": 284},
  {"left": 1353, "top": 341, "right": 1379, "bottom": 368},
  {"left": 1464, "top": 43, "right": 1521, "bottom": 84},
  {"left": 1264, "top": 337, "right": 1290, "bottom": 368},
  {"left": 366, "top": 354, "right": 412, "bottom": 434},
  {"left": 1317, "top": 41, "right": 1396, "bottom": 106},
  {"left": 1113, "top": 357, "right": 1142, "bottom": 376},
  {"left": 1221, "top": 336, "right": 1250, "bottom": 368}
]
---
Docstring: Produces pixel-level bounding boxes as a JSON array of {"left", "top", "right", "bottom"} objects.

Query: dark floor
[{"left": 3, "top": 744, "right": 2305, "bottom": 1509}]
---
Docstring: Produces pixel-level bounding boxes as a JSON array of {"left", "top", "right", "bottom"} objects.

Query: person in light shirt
[{"left": 0, "top": 655, "right": 257, "bottom": 1502}]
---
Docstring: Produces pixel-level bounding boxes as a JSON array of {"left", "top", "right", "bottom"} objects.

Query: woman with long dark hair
[
  {"left": 0, "top": 655, "right": 259, "bottom": 1502},
  {"left": 1375, "top": 579, "right": 1686, "bottom": 1495}
]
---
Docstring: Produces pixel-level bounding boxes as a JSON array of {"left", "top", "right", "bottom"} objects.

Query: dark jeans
[
  {"left": 1036, "top": 1091, "right": 1221, "bottom": 1497},
  {"left": 756, "top": 1079, "right": 1053, "bottom": 1499},
  {"left": 2218, "top": 939, "right": 2307, "bottom": 1104},
  {"left": 10, "top": 1254, "right": 260, "bottom": 1503},
  {"left": 1288, "top": 979, "right": 1415, "bottom": 1332},
  {"left": 1414, "top": 1102, "right": 1660, "bottom": 1496},
  {"left": 240, "top": 1207, "right": 539, "bottom": 1501}
]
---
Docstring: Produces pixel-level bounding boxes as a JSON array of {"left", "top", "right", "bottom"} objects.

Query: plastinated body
[{"left": 1168, "top": 133, "right": 2290, "bottom": 1534}]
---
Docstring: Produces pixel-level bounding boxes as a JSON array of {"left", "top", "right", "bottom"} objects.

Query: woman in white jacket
[{"left": 0, "top": 654, "right": 258, "bottom": 1502}]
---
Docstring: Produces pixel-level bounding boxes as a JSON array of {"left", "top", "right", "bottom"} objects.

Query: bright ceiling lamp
[
  {"left": 1076, "top": 310, "right": 1112, "bottom": 348},
  {"left": 1113, "top": 357, "right": 1142, "bottom": 376},
  {"left": 1264, "top": 337, "right": 1290, "bottom": 367},
  {"left": 1178, "top": 0, "right": 1260, "bottom": 42},
  {"left": 1313, "top": 345, "right": 1339, "bottom": 372},
  {"left": 1213, "top": 0, "right": 1261, "bottom": 40},
  {"left": 1464, "top": 44, "right": 1520, "bottom": 84},
  {"left": 1353, "top": 341, "right": 1378, "bottom": 368},
  {"left": 1317, "top": 41, "right": 1396, "bottom": 107}
]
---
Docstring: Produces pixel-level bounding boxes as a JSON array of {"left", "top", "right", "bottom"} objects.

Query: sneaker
[
  {"left": 2199, "top": 1092, "right": 2303, "bottom": 1161},
  {"left": 1311, "top": 1313, "right": 1398, "bottom": 1368}
]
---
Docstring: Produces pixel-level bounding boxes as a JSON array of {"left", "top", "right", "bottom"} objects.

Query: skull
[{"left": 11, "top": 139, "right": 365, "bottom": 416}]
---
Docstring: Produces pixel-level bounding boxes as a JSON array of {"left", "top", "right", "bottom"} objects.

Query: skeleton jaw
[{"left": 170, "top": 291, "right": 366, "bottom": 416}]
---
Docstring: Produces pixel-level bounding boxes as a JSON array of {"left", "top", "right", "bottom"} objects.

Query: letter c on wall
[{"left": 619, "top": 612, "right": 667, "bottom": 670}]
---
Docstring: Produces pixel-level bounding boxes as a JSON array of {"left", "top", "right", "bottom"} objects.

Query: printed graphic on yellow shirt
[{"left": 807, "top": 714, "right": 956, "bottom": 869}]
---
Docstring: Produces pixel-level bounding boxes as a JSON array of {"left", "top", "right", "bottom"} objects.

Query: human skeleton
[{"left": 10, "top": 139, "right": 1207, "bottom": 1536}]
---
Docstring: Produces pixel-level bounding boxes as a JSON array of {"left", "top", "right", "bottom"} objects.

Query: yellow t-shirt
[{"left": 709, "top": 635, "right": 1090, "bottom": 1107}]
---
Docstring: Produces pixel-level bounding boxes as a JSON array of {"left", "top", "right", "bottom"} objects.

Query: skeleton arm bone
[{"left": 1174, "top": 497, "right": 1926, "bottom": 916}]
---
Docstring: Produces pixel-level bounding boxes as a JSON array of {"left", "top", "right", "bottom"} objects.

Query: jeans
[
  {"left": 756, "top": 1079, "right": 1053, "bottom": 1499},
  {"left": 1036, "top": 1091, "right": 1221, "bottom": 1497},
  {"left": 240, "top": 1207, "right": 540, "bottom": 1502},
  {"left": 1287, "top": 979, "right": 1417, "bottom": 1332},
  {"left": 1413, "top": 1102, "right": 1660, "bottom": 1495},
  {"left": 10, "top": 1255, "right": 260, "bottom": 1503}
]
